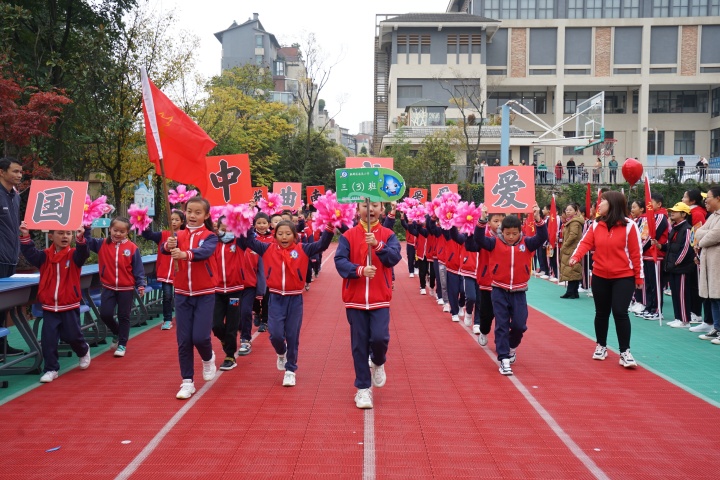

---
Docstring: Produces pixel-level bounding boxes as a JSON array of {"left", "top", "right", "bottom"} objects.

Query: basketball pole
[{"left": 500, "top": 104, "right": 510, "bottom": 166}]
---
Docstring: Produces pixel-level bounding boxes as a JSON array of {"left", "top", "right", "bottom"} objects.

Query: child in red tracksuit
[
  {"left": 142, "top": 209, "right": 186, "bottom": 330},
  {"left": 20, "top": 223, "right": 91, "bottom": 383},
  {"left": 334, "top": 201, "right": 402, "bottom": 409},
  {"left": 163, "top": 197, "right": 219, "bottom": 399},
  {"left": 400, "top": 215, "right": 417, "bottom": 278},
  {"left": 240, "top": 219, "right": 334, "bottom": 387},
  {"left": 212, "top": 216, "right": 245, "bottom": 372},
  {"left": 253, "top": 213, "right": 276, "bottom": 332},
  {"left": 85, "top": 217, "right": 145, "bottom": 358},
  {"left": 473, "top": 207, "right": 547, "bottom": 376}
]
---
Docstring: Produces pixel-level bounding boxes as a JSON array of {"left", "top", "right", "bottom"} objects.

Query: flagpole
[
  {"left": 366, "top": 197, "right": 372, "bottom": 267},
  {"left": 656, "top": 260, "right": 662, "bottom": 326}
]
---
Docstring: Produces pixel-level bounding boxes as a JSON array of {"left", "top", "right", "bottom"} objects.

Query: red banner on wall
[
  {"left": 430, "top": 184, "right": 458, "bottom": 199},
  {"left": 25, "top": 180, "right": 88, "bottom": 230},
  {"left": 272, "top": 182, "right": 302, "bottom": 211},
  {"left": 483, "top": 166, "right": 535, "bottom": 214}
]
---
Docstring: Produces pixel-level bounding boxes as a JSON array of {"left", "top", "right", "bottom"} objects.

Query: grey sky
[{"left": 160, "top": 0, "right": 444, "bottom": 133}]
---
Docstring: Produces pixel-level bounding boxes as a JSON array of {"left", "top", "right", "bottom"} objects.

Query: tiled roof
[{"left": 383, "top": 13, "right": 498, "bottom": 23}]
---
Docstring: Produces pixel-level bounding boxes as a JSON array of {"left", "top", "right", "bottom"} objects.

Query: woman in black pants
[{"left": 570, "top": 191, "right": 644, "bottom": 368}]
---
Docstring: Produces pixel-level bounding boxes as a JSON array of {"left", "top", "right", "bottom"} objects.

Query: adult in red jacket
[
  {"left": 335, "top": 201, "right": 402, "bottom": 409},
  {"left": 570, "top": 191, "right": 643, "bottom": 368}
]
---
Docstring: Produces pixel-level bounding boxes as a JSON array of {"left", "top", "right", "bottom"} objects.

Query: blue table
[{"left": 0, "top": 255, "right": 157, "bottom": 376}]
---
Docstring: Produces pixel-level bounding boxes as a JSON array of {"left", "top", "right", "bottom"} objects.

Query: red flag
[
  {"left": 141, "top": 69, "right": 216, "bottom": 188},
  {"left": 548, "top": 195, "right": 558, "bottom": 248},
  {"left": 644, "top": 176, "right": 657, "bottom": 261},
  {"left": 585, "top": 183, "right": 592, "bottom": 220}
]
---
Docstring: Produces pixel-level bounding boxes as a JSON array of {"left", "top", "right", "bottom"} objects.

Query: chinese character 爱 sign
[
  {"left": 335, "top": 168, "right": 406, "bottom": 204},
  {"left": 431, "top": 184, "right": 458, "bottom": 199},
  {"left": 483, "top": 166, "right": 535, "bottom": 213},
  {"left": 25, "top": 180, "right": 88, "bottom": 230},
  {"left": 345, "top": 157, "right": 394, "bottom": 169},
  {"left": 273, "top": 182, "right": 302, "bottom": 211},
  {"left": 306, "top": 185, "right": 325, "bottom": 206},
  {"left": 205, "top": 154, "right": 251, "bottom": 206}
]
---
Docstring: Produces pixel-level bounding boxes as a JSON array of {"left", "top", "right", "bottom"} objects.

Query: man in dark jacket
[{"left": 0, "top": 157, "right": 25, "bottom": 356}]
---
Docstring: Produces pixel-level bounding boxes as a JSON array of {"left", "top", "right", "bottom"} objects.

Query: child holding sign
[
  {"left": 334, "top": 201, "right": 402, "bottom": 409},
  {"left": 19, "top": 223, "right": 91, "bottom": 383}
]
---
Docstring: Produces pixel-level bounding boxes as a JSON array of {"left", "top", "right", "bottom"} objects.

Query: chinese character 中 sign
[
  {"left": 204, "top": 154, "right": 251, "bottom": 206},
  {"left": 25, "top": 180, "right": 88, "bottom": 230},
  {"left": 335, "top": 168, "right": 406, "bottom": 204},
  {"left": 483, "top": 166, "right": 535, "bottom": 213}
]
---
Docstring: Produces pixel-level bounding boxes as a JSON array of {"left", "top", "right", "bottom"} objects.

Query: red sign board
[
  {"left": 250, "top": 186, "right": 268, "bottom": 204},
  {"left": 345, "top": 157, "right": 394, "bottom": 169},
  {"left": 430, "top": 184, "right": 458, "bottom": 199},
  {"left": 483, "top": 166, "right": 536, "bottom": 214},
  {"left": 408, "top": 188, "right": 427, "bottom": 203},
  {"left": 272, "top": 182, "right": 302, "bottom": 211},
  {"left": 204, "top": 154, "right": 251, "bottom": 206},
  {"left": 25, "top": 180, "right": 88, "bottom": 230},
  {"left": 306, "top": 185, "right": 325, "bottom": 205}
]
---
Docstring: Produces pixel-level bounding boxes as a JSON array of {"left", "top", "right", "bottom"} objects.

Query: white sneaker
[
  {"left": 370, "top": 360, "right": 386, "bottom": 387},
  {"left": 690, "top": 313, "right": 703, "bottom": 324},
  {"left": 40, "top": 371, "right": 58, "bottom": 383},
  {"left": 509, "top": 348, "right": 517, "bottom": 364},
  {"left": 437, "top": 299, "right": 445, "bottom": 305},
  {"left": 409, "top": 273, "right": 415, "bottom": 278},
  {"left": 414, "top": 268, "right": 419, "bottom": 275},
  {"left": 630, "top": 303, "right": 645, "bottom": 314},
  {"left": 587, "top": 292, "right": 594, "bottom": 298},
  {"left": 499, "top": 359, "right": 513, "bottom": 375},
  {"left": 592, "top": 344, "right": 607, "bottom": 360},
  {"left": 420, "top": 288, "right": 427, "bottom": 295},
  {"left": 442, "top": 304, "right": 451, "bottom": 313},
  {"left": 663, "top": 288, "right": 672, "bottom": 296},
  {"left": 671, "top": 321, "right": 691, "bottom": 329},
  {"left": 79, "top": 346, "right": 91, "bottom": 370},
  {"left": 458, "top": 307, "right": 465, "bottom": 318},
  {"left": 549, "top": 277, "right": 558, "bottom": 283},
  {"left": 463, "top": 315, "right": 472, "bottom": 327},
  {"left": 282, "top": 371, "right": 296, "bottom": 387},
  {"left": 699, "top": 328, "right": 719, "bottom": 340},
  {"left": 114, "top": 345, "right": 126, "bottom": 357},
  {"left": 472, "top": 324, "right": 481, "bottom": 335},
  {"left": 176, "top": 379, "right": 196, "bottom": 399},
  {"left": 666, "top": 319, "right": 682, "bottom": 327},
  {"left": 277, "top": 354, "right": 287, "bottom": 371},
  {"left": 578, "top": 287, "right": 588, "bottom": 293},
  {"left": 540, "top": 274, "right": 549, "bottom": 279},
  {"left": 202, "top": 351, "right": 217, "bottom": 381},
  {"left": 451, "top": 314, "right": 460, "bottom": 322},
  {"left": 478, "top": 333, "right": 488, "bottom": 346},
  {"left": 355, "top": 388, "right": 373, "bottom": 409},
  {"left": 619, "top": 350, "right": 637, "bottom": 368},
  {"left": 711, "top": 337, "right": 720, "bottom": 345},
  {"left": 689, "top": 323, "right": 712, "bottom": 333}
]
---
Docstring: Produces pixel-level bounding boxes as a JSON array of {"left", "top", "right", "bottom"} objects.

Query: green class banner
[{"left": 335, "top": 167, "right": 406, "bottom": 204}]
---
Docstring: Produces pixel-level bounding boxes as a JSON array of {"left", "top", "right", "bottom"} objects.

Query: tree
[
  {"left": 415, "top": 131, "right": 457, "bottom": 186},
  {"left": 274, "top": 131, "right": 345, "bottom": 193},
  {"left": 359, "top": 146, "right": 368, "bottom": 155}
]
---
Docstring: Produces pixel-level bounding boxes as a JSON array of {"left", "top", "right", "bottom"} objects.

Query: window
[
  {"left": 712, "top": 87, "right": 720, "bottom": 118},
  {"left": 255, "top": 55, "right": 264, "bottom": 66},
  {"left": 712, "top": 0, "right": 720, "bottom": 15},
  {"left": 274, "top": 61, "right": 285, "bottom": 77},
  {"left": 255, "top": 35, "right": 263, "bottom": 47},
  {"left": 448, "top": 34, "right": 480, "bottom": 55},
  {"left": 623, "top": 0, "right": 640, "bottom": 17},
  {"left": 674, "top": 131, "right": 695, "bottom": 155},
  {"left": 648, "top": 131, "right": 665, "bottom": 155},
  {"left": 563, "top": 132, "right": 584, "bottom": 155},
  {"left": 519, "top": 0, "right": 537, "bottom": 19},
  {"left": 711, "top": 128, "right": 720, "bottom": 159},
  {"left": 484, "top": 0, "right": 501, "bottom": 18},
  {"left": 653, "top": 0, "right": 670, "bottom": 16},
  {"left": 564, "top": 92, "right": 593, "bottom": 114},
  {"left": 586, "top": 0, "right": 603, "bottom": 17},
  {"left": 568, "top": 0, "right": 584, "bottom": 18},
  {"left": 501, "top": 0, "right": 519, "bottom": 18},
  {"left": 397, "top": 35, "right": 408, "bottom": 54},
  {"left": 397, "top": 34, "right": 429, "bottom": 55},
  {"left": 649, "top": 90, "right": 709, "bottom": 113},
  {"left": 691, "top": 0, "right": 708, "bottom": 15},
  {"left": 538, "top": 0, "right": 554, "bottom": 17},
  {"left": 421, "top": 35, "right": 431, "bottom": 54},
  {"left": 632, "top": 91, "right": 638, "bottom": 113},
  {"left": 672, "top": 0, "right": 689, "bottom": 16},
  {"left": 397, "top": 86, "right": 422, "bottom": 98},
  {"left": 604, "top": 92, "right": 627, "bottom": 113},
  {"left": 486, "top": 92, "right": 547, "bottom": 114}
]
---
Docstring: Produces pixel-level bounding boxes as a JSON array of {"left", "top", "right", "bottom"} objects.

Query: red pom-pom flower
[
  {"left": 83, "top": 195, "right": 111, "bottom": 227},
  {"left": 223, "top": 204, "right": 256, "bottom": 237},
  {"left": 168, "top": 184, "right": 198, "bottom": 206},
  {"left": 311, "top": 190, "right": 356, "bottom": 231},
  {"left": 453, "top": 201, "right": 484, "bottom": 235},
  {"left": 127, "top": 204, "right": 152, "bottom": 232},
  {"left": 258, "top": 193, "right": 283, "bottom": 216}
]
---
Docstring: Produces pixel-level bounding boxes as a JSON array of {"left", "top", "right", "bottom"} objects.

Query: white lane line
[
  {"left": 363, "top": 409, "right": 376, "bottom": 480},
  {"left": 116, "top": 330, "right": 262, "bottom": 479},
  {"left": 456, "top": 320, "right": 610, "bottom": 480}
]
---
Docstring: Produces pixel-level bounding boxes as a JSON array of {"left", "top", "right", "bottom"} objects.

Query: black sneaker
[
  {"left": 253, "top": 313, "right": 260, "bottom": 327},
  {"left": 699, "top": 329, "right": 720, "bottom": 340},
  {"left": 219, "top": 358, "right": 237, "bottom": 371},
  {"left": 258, "top": 323, "right": 268, "bottom": 333}
]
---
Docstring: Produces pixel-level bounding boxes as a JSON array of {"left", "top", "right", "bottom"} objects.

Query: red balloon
[{"left": 621, "top": 158, "right": 643, "bottom": 186}]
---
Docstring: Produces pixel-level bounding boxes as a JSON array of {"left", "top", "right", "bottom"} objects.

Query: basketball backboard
[{"left": 574, "top": 92, "right": 605, "bottom": 151}]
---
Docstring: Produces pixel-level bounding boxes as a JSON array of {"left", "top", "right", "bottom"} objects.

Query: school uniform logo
[
  {"left": 230, "top": 245, "right": 236, "bottom": 253},
  {"left": 290, "top": 250, "right": 299, "bottom": 259},
  {"left": 519, "top": 245, "right": 526, "bottom": 252},
  {"left": 65, "top": 260, "right": 71, "bottom": 268},
  {"left": 123, "top": 249, "right": 131, "bottom": 256},
  {"left": 199, "top": 240, "right": 205, "bottom": 247}
]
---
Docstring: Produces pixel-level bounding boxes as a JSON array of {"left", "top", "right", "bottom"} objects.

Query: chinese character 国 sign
[
  {"left": 483, "top": 166, "right": 535, "bottom": 213},
  {"left": 205, "top": 154, "right": 251, "bottom": 206},
  {"left": 273, "top": 182, "right": 302, "bottom": 211},
  {"left": 335, "top": 168, "right": 406, "bottom": 204},
  {"left": 25, "top": 180, "right": 88, "bottom": 230}
]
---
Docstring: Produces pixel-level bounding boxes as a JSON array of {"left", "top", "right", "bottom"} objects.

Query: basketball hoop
[{"left": 596, "top": 138, "right": 617, "bottom": 157}]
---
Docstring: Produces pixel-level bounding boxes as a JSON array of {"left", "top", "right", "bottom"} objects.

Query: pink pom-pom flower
[
  {"left": 223, "top": 204, "right": 256, "bottom": 237},
  {"left": 311, "top": 190, "right": 357, "bottom": 231},
  {"left": 406, "top": 202, "right": 427, "bottom": 224},
  {"left": 436, "top": 200, "right": 460, "bottom": 230},
  {"left": 396, "top": 197, "right": 419, "bottom": 214},
  {"left": 168, "top": 184, "right": 198, "bottom": 206},
  {"left": 258, "top": 192, "right": 283, "bottom": 216},
  {"left": 127, "top": 204, "right": 152, "bottom": 232},
  {"left": 83, "top": 194, "right": 110, "bottom": 226},
  {"left": 453, "top": 201, "right": 484, "bottom": 235},
  {"left": 210, "top": 205, "right": 231, "bottom": 223}
]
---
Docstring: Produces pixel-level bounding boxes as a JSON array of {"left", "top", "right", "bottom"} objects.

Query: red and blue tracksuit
[
  {"left": 85, "top": 231, "right": 145, "bottom": 348},
  {"left": 161, "top": 226, "right": 218, "bottom": 380},
  {"left": 241, "top": 228, "right": 334, "bottom": 373},
  {"left": 242, "top": 235, "right": 266, "bottom": 343},
  {"left": 212, "top": 237, "right": 245, "bottom": 359},
  {"left": 334, "top": 222, "right": 402, "bottom": 390},
  {"left": 142, "top": 229, "right": 177, "bottom": 323},
  {"left": 253, "top": 230, "right": 274, "bottom": 325},
  {"left": 20, "top": 234, "right": 90, "bottom": 373},
  {"left": 401, "top": 217, "right": 416, "bottom": 275},
  {"left": 473, "top": 220, "right": 548, "bottom": 361}
]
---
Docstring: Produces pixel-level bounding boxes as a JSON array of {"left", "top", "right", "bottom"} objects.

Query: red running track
[{"left": 0, "top": 245, "right": 718, "bottom": 479}]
